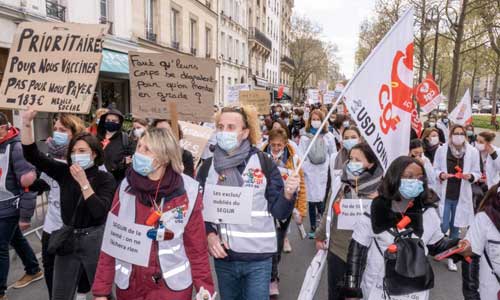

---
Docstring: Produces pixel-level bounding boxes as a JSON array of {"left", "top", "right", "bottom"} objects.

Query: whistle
[
  {"left": 387, "top": 244, "right": 398, "bottom": 254},
  {"left": 397, "top": 215, "right": 411, "bottom": 230},
  {"left": 333, "top": 201, "right": 341, "bottom": 215},
  {"left": 146, "top": 210, "right": 162, "bottom": 226}
]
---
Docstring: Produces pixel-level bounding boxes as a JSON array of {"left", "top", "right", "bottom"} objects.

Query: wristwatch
[{"left": 81, "top": 184, "right": 90, "bottom": 191}]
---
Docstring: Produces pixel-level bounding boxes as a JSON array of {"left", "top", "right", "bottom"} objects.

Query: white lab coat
[
  {"left": 422, "top": 155, "right": 439, "bottom": 195},
  {"left": 465, "top": 212, "right": 500, "bottom": 300},
  {"left": 299, "top": 132, "right": 337, "bottom": 203},
  {"left": 480, "top": 146, "right": 500, "bottom": 189},
  {"left": 433, "top": 143, "right": 481, "bottom": 228},
  {"left": 353, "top": 208, "right": 444, "bottom": 300},
  {"left": 436, "top": 120, "right": 449, "bottom": 143},
  {"left": 325, "top": 152, "right": 346, "bottom": 241}
]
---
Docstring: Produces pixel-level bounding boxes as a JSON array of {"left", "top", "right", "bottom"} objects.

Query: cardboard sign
[
  {"left": 226, "top": 84, "right": 250, "bottom": 106},
  {"left": 238, "top": 90, "right": 270, "bottom": 115},
  {"left": 129, "top": 51, "right": 216, "bottom": 122},
  {"left": 203, "top": 184, "right": 253, "bottom": 225},
  {"left": 179, "top": 121, "right": 214, "bottom": 166},
  {"left": 0, "top": 22, "right": 107, "bottom": 113},
  {"left": 337, "top": 199, "right": 372, "bottom": 230},
  {"left": 101, "top": 213, "right": 152, "bottom": 267}
]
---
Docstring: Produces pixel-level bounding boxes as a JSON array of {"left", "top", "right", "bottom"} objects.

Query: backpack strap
[
  {"left": 121, "top": 132, "right": 129, "bottom": 150},
  {"left": 484, "top": 249, "right": 500, "bottom": 284},
  {"left": 197, "top": 157, "right": 213, "bottom": 187},
  {"left": 257, "top": 151, "right": 273, "bottom": 183}
]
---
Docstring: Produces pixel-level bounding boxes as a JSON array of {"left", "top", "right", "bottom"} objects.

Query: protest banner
[
  {"left": 0, "top": 22, "right": 107, "bottom": 113},
  {"left": 226, "top": 83, "right": 250, "bottom": 106},
  {"left": 411, "top": 108, "right": 423, "bottom": 138},
  {"left": 239, "top": 90, "right": 270, "bottom": 115},
  {"left": 415, "top": 74, "right": 443, "bottom": 113},
  {"left": 307, "top": 89, "right": 320, "bottom": 104},
  {"left": 449, "top": 89, "right": 472, "bottom": 126},
  {"left": 203, "top": 184, "right": 253, "bottom": 225},
  {"left": 129, "top": 51, "right": 216, "bottom": 123},
  {"left": 101, "top": 213, "right": 152, "bottom": 267},
  {"left": 337, "top": 199, "right": 372, "bottom": 230},
  {"left": 179, "top": 121, "right": 214, "bottom": 166}
]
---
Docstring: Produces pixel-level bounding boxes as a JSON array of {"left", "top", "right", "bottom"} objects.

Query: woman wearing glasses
[
  {"left": 434, "top": 124, "right": 481, "bottom": 271},
  {"left": 92, "top": 128, "right": 214, "bottom": 300}
]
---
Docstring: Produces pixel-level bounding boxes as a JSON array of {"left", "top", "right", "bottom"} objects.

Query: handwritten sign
[
  {"left": 307, "top": 89, "right": 320, "bottom": 104},
  {"left": 238, "top": 90, "right": 270, "bottom": 115},
  {"left": 369, "top": 281, "right": 428, "bottom": 300},
  {"left": 179, "top": 121, "right": 214, "bottom": 166},
  {"left": 0, "top": 22, "right": 107, "bottom": 113},
  {"left": 203, "top": 184, "right": 253, "bottom": 225},
  {"left": 226, "top": 84, "right": 250, "bottom": 106},
  {"left": 323, "top": 90, "right": 337, "bottom": 105},
  {"left": 337, "top": 199, "right": 372, "bottom": 230},
  {"left": 129, "top": 51, "right": 216, "bottom": 122},
  {"left": 101, "top": 213, "right": 152, "bottom": 267}
]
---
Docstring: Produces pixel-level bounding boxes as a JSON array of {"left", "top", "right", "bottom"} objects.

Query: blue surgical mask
[
  {"left": 53, "top": 131, "right": 69, "bottom": 146},
  {"left": 343, "top": 138, "right": 359, "bottom": 151},
  {"left": 71, "top": 153, "right": 94, "bottom": 170},
  {"left": 132, "top": 152, "right": 156, "bottom": 176},
  {"left": 216, "top": 131, "right": 239, "bottom": 152},
  {"left": 343, "top": 121, "right": 350, "bottom": 128},
  {"left": 466, "top": 130, "right": 474, "bottom": 137},
  {"left": 347, "top": 161, "right": 364, "bottom": 175},
  {"left": 399, "top": 179, "right": 424, "bottom": 199}
]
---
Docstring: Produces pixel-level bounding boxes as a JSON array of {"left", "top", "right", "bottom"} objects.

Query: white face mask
[
  {"left": 475, "top": 143, "right": 485, "bottom": 152},
  {"left": 133, "top": 128, "right": 145, "bottom": 138},
  {"left": 311, "top": 120, "right": 322, "bottom": 129},
  {"left": 451, "top": 134, "right": 465, "bottom": 146},
  {"left": 429, "top": 136, "right": 439, "bottom": 146}
]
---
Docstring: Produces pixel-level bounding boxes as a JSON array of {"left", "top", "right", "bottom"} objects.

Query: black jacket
[{"left": 23, "top": 143, "right": 116, "bottom": 228}]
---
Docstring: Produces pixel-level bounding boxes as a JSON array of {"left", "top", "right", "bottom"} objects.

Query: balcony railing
[
  {"left": 146, "top": 31, "right": 157, "bottom": 42},
  {"left": 99, "top": 17, "right": 114, "bottom": 34},
  {"left": 249, "top": 27, "right": 272, "bottom": 51},
  {"left": 172, "top": 41, "right": 180, "bottom": 50},
  {"left": 191, "top": 48, "right": 197, "bottom": 56},
  {"left": 281, "top": 55, "right": 295, "bottom": 67},
  {"left": 46, "top": 0, "right": 66, "bottom": 22}
]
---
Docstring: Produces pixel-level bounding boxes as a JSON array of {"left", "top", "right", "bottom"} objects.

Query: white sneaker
[
  {"left": 447, "top": 259, "right": 458, "bottom": 272},
  {"left": 283, "top": 237, "right": 292, "bottom": 253},
  {"left": 269, "top": 281, "right": 279, "bottom": 296},
  {"left": 75, "top": 293, "right": 87, "bottom": 300}
]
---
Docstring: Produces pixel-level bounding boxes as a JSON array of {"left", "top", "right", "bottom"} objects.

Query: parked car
[
  {"left": 480, "top": 104, "right": 493, "bottom": 114},
  {"left": 472, "top": 103, "right": 479, "bottom": 114}
]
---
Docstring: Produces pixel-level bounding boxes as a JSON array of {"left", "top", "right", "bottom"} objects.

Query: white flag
[
  {"left": 343, "top": 9, "right": 414, "bottom": 171},
  {"left": 449, "top": 89, "right": 473, "bottom": 126}
]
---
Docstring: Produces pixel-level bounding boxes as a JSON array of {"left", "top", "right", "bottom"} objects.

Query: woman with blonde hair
[
  {"left": 92, "top": 127, "right": 215, "bottom": 299},
  {"left": 197, "top": 105, "right": 300, "bottom": 300},
  {"left": 299, "top": 109, "right": 337, "bottom": 238}
]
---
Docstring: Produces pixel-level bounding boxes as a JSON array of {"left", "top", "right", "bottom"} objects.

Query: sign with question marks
[{"left": 128, "top": 51, "right": 216, "bottom": 122}]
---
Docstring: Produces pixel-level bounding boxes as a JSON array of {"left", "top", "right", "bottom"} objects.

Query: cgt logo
[{"left": 378, "top": 42, "right": 414, "bottom": 135}]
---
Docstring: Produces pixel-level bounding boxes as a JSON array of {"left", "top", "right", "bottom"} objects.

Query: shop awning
[{"left": 100, "top": 49, "right": 129, "bottom": 74}]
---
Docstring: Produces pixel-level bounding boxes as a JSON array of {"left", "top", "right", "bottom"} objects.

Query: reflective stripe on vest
[
  {"left": 114, "top": 174, "right": 198, "bottom": 291},
  {"left": 206, "top": 153, "right": 277, "bottom": 253},
  {"left": 0, "top": 144, "right": 17, "bottom": 201}
]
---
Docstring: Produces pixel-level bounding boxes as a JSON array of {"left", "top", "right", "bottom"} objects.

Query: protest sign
[
  {"left": 369, "top": 281, "right": 428, "bottom": 300},
  {"left": 203, "top": 184, "right": 253, "bottom": 225},
  {"left": 449, "top": 89, "right": 472, "bottom": 126},
  {"left": 239, "top": 90, "right": 270, "bottom": 115},
  {"left": 129, "top": 51, "right": 216, "bottom": 122},
  {"left": 307, "top": 89, "right": 320, "bottom": 104},
  {"left": 415, "top": 74, "right": 442, "bottom": 113},
  {"left": 337, "top": 199, "right": 372, "bottom": 230},
  {"left": 323, "top": 91, "right": 336, "bottom": 105},
  {"left": 101, "top": 213, "right": 152, "bottom": 267},
  {"left": 179, "top": 121, "right": 214, "bottom": 166},
  {"left": 226, "top": 83, "right": 250, "bottom": 106},
  {"left": 0, "top": 22, "right": 107, "bottom": 113}
]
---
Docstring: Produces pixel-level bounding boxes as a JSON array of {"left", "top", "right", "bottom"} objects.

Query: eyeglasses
[{"left": 221, "top": 106, "right": 249, "bottom": 128}]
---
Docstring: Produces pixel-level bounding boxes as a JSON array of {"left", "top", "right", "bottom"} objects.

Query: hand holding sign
[
  {"left": 284, "top": 173, "right": 300, "bottom": 200},
  {"left": 20, "top": 106, "right": 37, "bottom": 123}
]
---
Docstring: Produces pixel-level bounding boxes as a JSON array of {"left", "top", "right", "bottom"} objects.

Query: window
[
  {"left": 241, "top": 43, "right": 245, "bottom": 64},
  {"left": 100, "top": 0, "right": 108, "bottom": 20},
  {"left": 221, "top": 32, "right": 226, "bottom": 57},
  {"left": 235, "top": 40, "right": 239, "bottom": 62},
  {"left": 171, "top": 8, "right": 180, "bottom": 46},
  {"left": 190, "top": 18, "right": 198, "bottom": 55},
  {"left": 145, "top": 0, "right": 154, "bottom": 35},
  {"left": 205, "top": 27, "right": 212, "bottom": 57},
  {"left": 228, "top": 36, "right": 233, "bottom": 59}
]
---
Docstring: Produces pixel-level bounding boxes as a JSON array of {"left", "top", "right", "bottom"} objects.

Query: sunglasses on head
[{"left": 221, "top": 106, "right": 249, "bottom": 128}]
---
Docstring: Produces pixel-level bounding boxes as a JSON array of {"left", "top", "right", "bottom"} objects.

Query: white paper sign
[
  {"left": 337, "top": 199, "right": 372, "bottom": 230},
  {"left": 369, "top": 280, "right": 428, "bottom": 300},
  {"left": 226, "top": 84, "right": 251, "bottom": 106},
  {"left": 101, "top": 213, "right": 152, "bottom": 267},
  {"left": 307, "top": 89, "right": 320, "bottom": 104},
  {"left": 323, "top": 90, "right": 336, "bottom": 105},
  {"left": 203, "top": 184, "right": 253, "bottom": 225}
]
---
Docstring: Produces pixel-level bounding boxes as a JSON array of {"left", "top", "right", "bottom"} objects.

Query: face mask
[
  {"left": 272, "top": 150, "right": 284, "bottom": 160},
  {"left": 311, "top": 120, "right": 322, "bottom": 129},
  {"left": 452, "top": 134, "right": 465, "bottom": 146},
  {"left": 95, "top": 119, "right": 100, "bottom": 125},
  {"left": 442, "top": 118, "right": 449, "bottom": 124},
  {"left": 428, "top": 122, "right": 436, "bottom": 128},
  {"left": 133, "top": 128, "right": 145, "bottom": 138},
  {"left": 429, "top": 136, "right": 439, "bottom": 146},
  {"left": 343, "top": 121, "right": 350, "bottom": 128},
  {"left": 104, "top": 121, "right": 121, "bottom": 132},
  {"left": 293, "top": 115, "right": 300, "bottom": 121},
  {"left": 216, "top": 131, "right": 239, "bottom": 152},
  {"left": 399, "top": 179, "right": 424, "bottom": 199},
  {"left": 343, "top": 138, "right": 359, "bottom": 151},
  {"left": 71, "top": 153, "right": 94, "bottom": 170},
  {"left": 466, "top": 130, "right": 474, "bottom": 137},
  {"left": 132, "top": 152, "right": 156, "bottom": 176},
  {"left": 475, "top": 143, "right": 485, "bottom": 152},
  {"left": 347, "top": 161, "right": 364, "bottom": 175},
  {"left": 53, "top": 131, "right": 69, "bottom": 146}
]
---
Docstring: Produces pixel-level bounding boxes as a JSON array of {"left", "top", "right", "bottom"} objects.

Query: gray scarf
[
  {"left": 449, "top": 143, "right": 466, "bottom": 159},
  {"left": 340, "top": 163, "right": 383, "bottom": 198},
  {"left": 213, "top": 139, "right": 251, "bottom": 187}
]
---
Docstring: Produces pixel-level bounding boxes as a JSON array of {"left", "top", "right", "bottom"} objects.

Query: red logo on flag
[{"left": 415, "top": 74, "right": 441, "bottom": 110}]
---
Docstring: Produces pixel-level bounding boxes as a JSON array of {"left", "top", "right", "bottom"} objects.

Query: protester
[
  {"left": 270, "top": 119, "right": 299, "bottom": 153},
  {"left": 21, "top": 108, "right": 116, "bottom": 300},
  {"left": 421, "top": 128, "right": 441, "bottom": 164},
  {"left": 409, "top": 139, "right": 438, "bottom": 194},
  {"left": 87, "top": 108, "right": 109, "bottom": 136},
  {"left": 299, "top": 109, "right": 337, "bottom": 239},
  {"left": 342, "top": 156, "right": 467, "bottom": 300},
  {"left": 289, "top": 108, "right": 305, "bottom": 143},
  {"left": 152, "top": 119, "right": 195, "bottom": 177},
  {"left": 465, "top": 124, "right": 477, "bottom": 146},
  {"left": 92, "top": 128, "right": 214, "bottom": 300},
  {"left": 39, "top": 114, "right": 87, "bottom": 299},
  {"left": 475, "top": 131, "right": 500, "bottom": 188},
  {"left": 437, "top": 113, "right": 450, "bottom": 143},
  {"left": 96, "top": 109, "right": 133, "bottom": 182},
  {"left": 196, "top": 106, "right": 300, "bottom": 300},
  {"left": 280, "top": 111, "right": 290, "bottom": 127},
  {"left": 261, "top": 128, "right": 307, "bottom": 296},
  {"left": 130, "top": 117, "right": 149, "bottom": 144},
  {"left": 0, "top": 112, "right": 41, "bottom": 300},
  {"left": 316, "top": 142, "right": 382, "bottom": 300},
  {"left": 434, "top": 124, "right": 481, "bottom": 271},
  {"left": 424, "top": 114, "right": 446, "bottom": 143},
  {"left": 461, "top": 183, "right": 500, "bottom": 300},
  {"left": 329, "top": 114, "right": 350, "bottom": 149}
]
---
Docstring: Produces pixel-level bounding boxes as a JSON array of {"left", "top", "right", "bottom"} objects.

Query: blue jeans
[
  {"left": 441, "top": 199, "right": 459, "bottom": 239},
  {"left": 0, "top": 216, "right": 40, "bottom": 296},
  {"left": 214, "top": 258, "right": 272, "bottom": 300}
]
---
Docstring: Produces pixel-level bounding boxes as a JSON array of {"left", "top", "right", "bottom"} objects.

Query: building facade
[
  {"left": 279, "top": 0, "right": 293, "bottom": 95},
  {"left": 247, "top": 0, "right": 272, "bottom": 90},
  {"left": 264, "top": 0, "right": 280, "bottom": 93}
]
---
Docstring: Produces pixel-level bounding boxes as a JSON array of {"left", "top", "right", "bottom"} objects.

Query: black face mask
[{"left": 104, "top": 121, "right": 121, "bottom": 132}]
